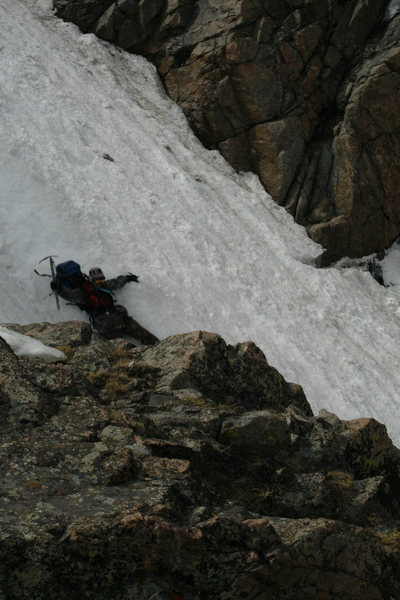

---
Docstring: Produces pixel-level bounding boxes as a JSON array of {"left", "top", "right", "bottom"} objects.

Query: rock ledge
[{"left": 1, "top": 321, "right": 400, "bottom": 599}]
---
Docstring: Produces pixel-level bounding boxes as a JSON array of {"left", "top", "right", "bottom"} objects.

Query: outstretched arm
[{"left": 103, "top": 273, "right": 139, "bottom": 291}]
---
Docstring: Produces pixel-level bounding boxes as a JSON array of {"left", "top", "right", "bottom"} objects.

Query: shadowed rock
[
  {"left": 54, "top": 0, "right": 400, "bottom": 262},
  {"left": 1, "top": 321, "right": 400, "bottom": 598}
]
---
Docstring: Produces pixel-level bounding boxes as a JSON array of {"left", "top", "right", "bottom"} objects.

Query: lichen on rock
[{"left": 1, "top": 320, "right": 400, "bottom": 598}]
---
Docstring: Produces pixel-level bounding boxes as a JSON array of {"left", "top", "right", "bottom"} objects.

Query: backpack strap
[{"left": 79, "top": 282, "right": 115, "bottom": 317}]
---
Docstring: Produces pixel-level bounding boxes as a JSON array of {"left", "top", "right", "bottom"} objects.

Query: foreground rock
[
  {"left": 1, "top": 321, "right": 400, "bottom": 599},
  {"left": 54, "top": 0, "right": 400, "bottom": 262}
]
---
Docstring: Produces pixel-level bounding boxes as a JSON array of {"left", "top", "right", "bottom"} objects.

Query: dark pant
[
  {"left": 92, "top": 307, "right": 159, "bottom": 345},
  {"left": 122, "top": 316, "right": 159, "bottom": 345}
]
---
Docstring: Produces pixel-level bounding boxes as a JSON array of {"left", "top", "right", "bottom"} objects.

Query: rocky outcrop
[
  {"left": 2, "top": 321, "right": 400, "bottom": 598},
  {"left": 53, "top": 0, "right": 400, "bottom": 263}
]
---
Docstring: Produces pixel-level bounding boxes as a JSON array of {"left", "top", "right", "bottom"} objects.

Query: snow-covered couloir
[{"left": 1, "top": 0, "right": 400, "bottom": 443}]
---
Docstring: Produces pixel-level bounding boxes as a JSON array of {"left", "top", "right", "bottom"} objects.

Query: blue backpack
[{"left": 55, "top": 261, "right": 86, "bottom": 288}]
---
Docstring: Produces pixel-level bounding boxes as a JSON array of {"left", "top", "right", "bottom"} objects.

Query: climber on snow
[
  {"left": 87, "top": 266, "right": 159, "bottom": 344},
  {"left": 50, "top": 261, "right": 159, "bottom": 345}
]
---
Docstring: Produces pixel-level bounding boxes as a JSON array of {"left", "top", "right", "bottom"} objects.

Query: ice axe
[{"left": 34, "top": 255, "right": 60, "bottom": 310}]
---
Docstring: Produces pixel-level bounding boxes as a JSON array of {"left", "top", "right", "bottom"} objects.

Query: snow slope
[
  {"left": 387, "top": 0, "right": 400, "bottom": 18},
  {"left": 2, "top": 0, "right": 400, "bottom": 442}
]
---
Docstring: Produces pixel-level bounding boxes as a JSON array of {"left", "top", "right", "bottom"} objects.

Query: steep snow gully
[{"left": 2, "top": 0, "right": 400, "bottom": 443}]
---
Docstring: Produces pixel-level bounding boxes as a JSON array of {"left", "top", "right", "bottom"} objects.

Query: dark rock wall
[
  {"left": 53, "top": 0, "right": 400, "bottom": 262},
  {"left": 2, "top": 322, "right": 400, "bottom": 598}
]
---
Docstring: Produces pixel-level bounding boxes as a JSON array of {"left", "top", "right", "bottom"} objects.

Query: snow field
[{"left": 2, "top": 0, "right": 400, "bottom": 443}]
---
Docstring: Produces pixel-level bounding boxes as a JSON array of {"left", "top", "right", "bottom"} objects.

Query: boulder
[{"left": 138, "top": 331, "right": 312, "bottom": 414}]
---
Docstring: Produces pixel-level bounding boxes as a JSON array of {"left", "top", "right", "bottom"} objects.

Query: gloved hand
[{"left": 126, "top": 273, "right": 139, "bottom": 283}]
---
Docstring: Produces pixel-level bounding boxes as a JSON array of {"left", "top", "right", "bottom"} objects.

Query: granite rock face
[
  {"left": 2, "top": 321, "right": 400, "bottom": 599},
  {"left": 54, "top": 0, "right": 400, "bottom": 263}
]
